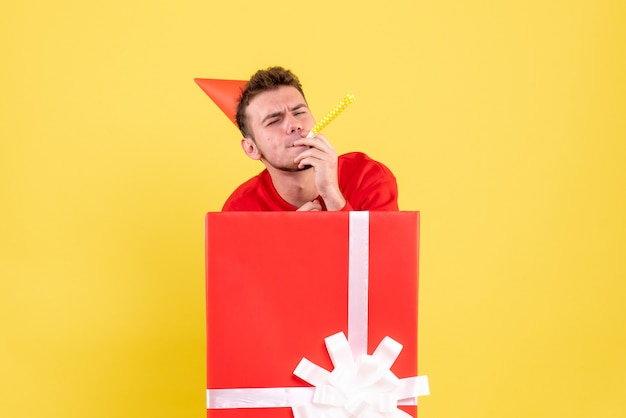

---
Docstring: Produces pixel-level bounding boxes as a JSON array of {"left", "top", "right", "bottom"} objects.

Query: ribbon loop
[
  {"left": 326, "top": 332, "right": 356, "bottom": 368},
  {"left": 292, "top": 334, "right": 428, "bottom": 417},
  {"left": 294, "top": 358, "right": 331, "bottom": 387},
  {"left": 372, "top": 336, "right": 403, "bottom": 370}
]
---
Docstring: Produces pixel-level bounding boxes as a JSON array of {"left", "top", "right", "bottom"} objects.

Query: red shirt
[{"left": 222, "top": 152, "right": 399, "bottom": 211}]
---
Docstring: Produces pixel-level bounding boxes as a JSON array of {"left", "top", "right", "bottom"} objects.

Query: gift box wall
[{"left": 205, "top": 211, "right": 420, "bottom": 418}]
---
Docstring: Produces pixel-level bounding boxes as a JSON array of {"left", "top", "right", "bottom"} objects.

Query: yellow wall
[{"left": 1, "top": 1, "right": 624, "bottom": 417}]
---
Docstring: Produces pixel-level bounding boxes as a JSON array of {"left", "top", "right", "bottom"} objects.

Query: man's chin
[
  {"left": 279, "top": 165, "right": 311, "bottom": 173},
  {"left": 274, "top": 162, "right": 313, "bottom": 173}
]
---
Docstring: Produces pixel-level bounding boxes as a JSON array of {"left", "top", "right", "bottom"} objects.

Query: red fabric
[
  {"left": 222, "top": 152, "right": 399, "bottom": 211},
  {"left": 205, "top": 212, "right": 420, "bottom": 418}
]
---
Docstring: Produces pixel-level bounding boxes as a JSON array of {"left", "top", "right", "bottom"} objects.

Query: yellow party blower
[{"left": 307, "top": 93, "right": 356, "bottom": 137}]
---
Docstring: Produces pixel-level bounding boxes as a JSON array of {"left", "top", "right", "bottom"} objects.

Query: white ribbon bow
[{"left": 293, "top": 332, "right": 429, "bottom": 418}]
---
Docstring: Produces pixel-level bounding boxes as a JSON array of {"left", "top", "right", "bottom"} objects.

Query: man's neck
[{"left": 266, "top": 166, "right": 318, "bottom": 209}]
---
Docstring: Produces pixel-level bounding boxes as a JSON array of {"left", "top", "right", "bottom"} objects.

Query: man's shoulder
[
  {"left": 222, "top": 171, "right": 268, "bottom": 211},
  {"left": 337, "top": 151, "right": 399, "bottom": 210},
  {"left": 339, "top": 151, "right": 370, "bottom": 163},
  {"left": 231, "top": 171, "right": 265, "bottom": 192},
  {"left": 339, "top": 152, "right": 395, "bottom": 176}
]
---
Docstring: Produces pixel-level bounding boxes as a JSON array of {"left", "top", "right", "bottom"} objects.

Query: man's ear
[{"left": 241, "top": 137, "right": 261, "bottom": 160}]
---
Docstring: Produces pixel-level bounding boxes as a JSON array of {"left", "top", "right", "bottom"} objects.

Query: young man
[{"left": 222, "top": 66, "right": 399, "bottom": 211}]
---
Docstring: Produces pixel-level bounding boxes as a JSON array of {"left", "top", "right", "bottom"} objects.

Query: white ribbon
[
  {"left": 348, "top": 211, "right": 370, "bottom": 358},
  {"left": 206, "top": 212, "right": 429, "bottom": 415},
  {"left": 207, "top": 387, "right": 314, "bottom": 409}
]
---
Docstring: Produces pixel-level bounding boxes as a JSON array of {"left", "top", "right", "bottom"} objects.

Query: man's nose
[{"left": 286, "top": 114, "right": 302, "bottom": 133}]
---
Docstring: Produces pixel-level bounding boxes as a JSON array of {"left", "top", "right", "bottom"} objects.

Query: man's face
[{"left": 245, "top": 85, "right": 315, "bottom": 172}]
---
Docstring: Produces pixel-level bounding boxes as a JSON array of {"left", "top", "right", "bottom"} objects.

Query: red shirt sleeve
[{"left": 337, "top": 152, "right": 399, "bottom": 211}]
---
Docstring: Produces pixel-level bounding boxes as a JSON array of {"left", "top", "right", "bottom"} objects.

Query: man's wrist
[{"left": 321, "top": 191, "right": 347, "bottom": 211}]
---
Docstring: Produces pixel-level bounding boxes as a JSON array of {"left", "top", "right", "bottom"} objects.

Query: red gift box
[{"left": 205, "top": 212, "right": 428, "bottom": 418}]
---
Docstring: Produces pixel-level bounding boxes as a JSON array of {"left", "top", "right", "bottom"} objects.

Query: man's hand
[
  {"left": 296, "top": 199, "right": 323, "bottom": 211},
  {"left": 293, "top": 133, "right": 346, "bottom": 211}
]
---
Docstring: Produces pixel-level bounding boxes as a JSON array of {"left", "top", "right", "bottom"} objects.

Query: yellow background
[{"left": 1, "top": 1, "right": 624, "bottom": 417}]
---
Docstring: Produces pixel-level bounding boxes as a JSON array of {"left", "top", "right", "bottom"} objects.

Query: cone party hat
[{"left": 194, "top": 78, "right": 247, "bottom": 126}]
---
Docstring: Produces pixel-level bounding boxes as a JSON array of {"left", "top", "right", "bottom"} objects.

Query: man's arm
[{"left": 337, "top": 152, "right": 399, "bottom": 211}]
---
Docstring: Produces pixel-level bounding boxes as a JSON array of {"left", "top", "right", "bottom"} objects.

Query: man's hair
[{"left": 236, "top": 66, "right": 306, "bottom": 138}]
